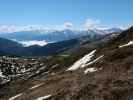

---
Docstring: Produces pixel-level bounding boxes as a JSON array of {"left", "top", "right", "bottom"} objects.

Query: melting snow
[
  {"left": 84, "top": 68, "right": 97, "bottom": 74},
  {"left": 52, "top": 64, "right": 59, "bottom": 69},
  {"left": 0, "top": 69, "right": 10, "bottom": 84},
  {"left": 85, "top": 55, "right": 104, "bottom": 66},
  {"left": 67, "top": 50, "right": 96, "bottom": 71},
  {"left": 36, "top": 94, "right": 52, "bottom": 100},
  {"left": 84, "top": 55, "right": 104, "bottom": 74},
  {"left": 29, "top": 83, "right": 43, "bottom": 90},
  {"left": 0, "top": 70, "right": 5, "bottom": 78},
  {"left": 9, "top": 93, "right": 23, "bottom": 100},
  {"left": 119, "top": 41, "right": 133, "bottom": 48}
]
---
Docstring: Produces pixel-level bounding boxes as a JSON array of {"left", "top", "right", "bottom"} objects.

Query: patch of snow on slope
[
  {"left": 0, "top": 69, "right": 10, "bottom": 84},
  {"left": 119, "top": 41, "right": 133, "bottom": 48},
  {"left": 36, "top": 94, "right": 52, "bottom": 100},
  {"left": 9, "top": 93, "right": 23, "bottom": 100},
  {"left": 20, "top": 40, "right": 48, "bottom": 47},
  {"left": 84, "top": 68, "right": 97, "bottom": 74},
  {"left": 84, "top": 55, "right": 104, "bottom": 74},
  {"left": 67, "top": 50, "right": 96, "bottom": 71},
  {"left": 85, "top": 55, "right": 104, "bottom": 66},
  {"left": 29, "top": 83, "right": 43, "bottom": 90},
  {"left": 0, "top": 69, "right": 5, "bottom": 78}
]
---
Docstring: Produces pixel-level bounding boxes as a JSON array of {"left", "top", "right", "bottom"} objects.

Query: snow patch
[
  {"left": 36, "top": 94, "right": 52, "bottom": 100},
  {"left": 84, "top": 68, "right": 97, "bottom": 74},
  {"left": 0, "top": 69, "right": 5, "bottom": 78},
  {"left": 36, "top": 66, "right": 46, "bottom": 74},
  {"left": 52, "top": 64, "right": 59, "bottom": 69},
  {"left": 86, "top": 55, "right": 104, "bottom": 66},
  {"left": 67, "top": 50, "right": 96, "bottom": 71},
  {"left": 84, "top": 55, "right": 104, "bottom": 74},
  {"left": 119, "top": 41, "right": 133, "bottom": 48},
  {"left": 9, "top": 93, "right": 23, "bottom": 100},
  {"left": 29, "top": 83, "right": 43, "bottom": 90}
]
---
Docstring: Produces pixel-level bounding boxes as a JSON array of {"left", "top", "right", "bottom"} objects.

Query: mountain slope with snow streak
[
  {"left": 67, "top": 50, "right": 96, "bottom": 71},
  {"left": 0, "top": 27, "right": 133, "bottom": 100}
]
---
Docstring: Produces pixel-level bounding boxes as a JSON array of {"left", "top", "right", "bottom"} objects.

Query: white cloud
[
  {"left": 20, "top": 40, "right": 48, "bottom": 47},
  {"left": 0, "top": 25, "right": 51, "bottom": 33},
  {"left": 0, "top": 23, "right": 74, "bottom": 33},
  {"left": 64, "top": 22, "right": 73, "bottom": 29},
  {"left": 119, "top": 25, "right": 132, "bottom": 30},
  {"left": 0, "top": 20, "right": 128, "bottom": 33},
  {"left": 84, "top": 18, "right": 100, "bottom": 30}
]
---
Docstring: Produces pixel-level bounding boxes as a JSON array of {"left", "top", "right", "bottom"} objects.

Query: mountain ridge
[
  {"left": 0, "top": 28, "right": 122, "bottom": 42},
  {"left": 0, "top": 27, "right": 132, "bottom": 100}
]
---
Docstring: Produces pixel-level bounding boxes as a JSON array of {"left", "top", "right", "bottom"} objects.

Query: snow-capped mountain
[
  {"left": 102, "top": 28, "right": 122, "bottom": 33},
  {"left": 0, "top": 28, "right": 122, "bottom": 44}
]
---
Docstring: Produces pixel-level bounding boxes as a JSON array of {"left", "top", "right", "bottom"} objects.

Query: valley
[{"left": 0, "top": 27, "right": 133, "bottom": 100}]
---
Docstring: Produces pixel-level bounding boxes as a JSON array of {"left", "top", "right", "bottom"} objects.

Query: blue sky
[{"left": 0, "top": 0, "right": 132, "bottom": 29}]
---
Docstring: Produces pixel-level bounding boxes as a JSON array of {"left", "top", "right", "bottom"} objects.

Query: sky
[{"left": 0, "top": 0, "right": 132, "bottom": 30}]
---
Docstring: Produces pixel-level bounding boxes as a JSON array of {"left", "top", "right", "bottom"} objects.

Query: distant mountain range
[
  {"left": 0, "top": 28, "right": 122, "bottom": 56},
  {"left": 0, "top": 28, "right": 122, "bottom": 46}
]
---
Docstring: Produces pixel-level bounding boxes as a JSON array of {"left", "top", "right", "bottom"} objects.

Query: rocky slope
[{"left": 0, "top": 27, "right": 132, "bottom": 100}]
